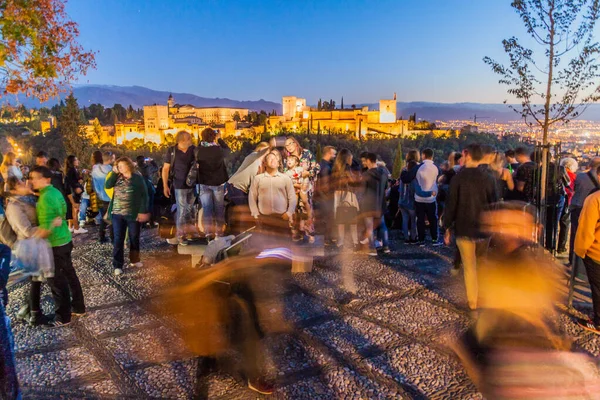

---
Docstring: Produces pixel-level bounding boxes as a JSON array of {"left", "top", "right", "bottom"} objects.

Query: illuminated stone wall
[
  {"left": 379, "top": 100, "right": 397, "bottom": 123},
  {"left": 144, "top": 105, "right": 169, "bottom": 134}
]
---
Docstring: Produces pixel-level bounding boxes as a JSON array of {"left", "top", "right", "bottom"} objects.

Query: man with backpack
[{"left": 162, "top": 131, "right": 196, "bottom": 245}]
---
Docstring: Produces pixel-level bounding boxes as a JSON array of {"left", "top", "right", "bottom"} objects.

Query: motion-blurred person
[
  {"left": 0, "top": 152, "right": 23, "bottom": 184},
  {"left": 332, "top": 149, "right": 361, "bottom": 250},
  {"left": 136, "top": 155, "right": 158, "bottom": 227},
  {"left": 30, "top": 166, "right": 85, "bottom": 326},
  {"left": 158, "top": 252, "right": 292, "bottom": 396},
  {"left": 6, "top": 177, "right": 54, "bottom": 327},
  {"left": 162, "top": 131, "right": 196, "bottom": 245},
  {"left": 569, "top": 157, "right": 600, "bottom": 265},
  {"left": 194, "top": 128, "right": 231, "bottom": 240},
  {"left": 315, "top": 146, "right": 337, "bottom": 243},
  {"left": 415, "top": 148, "right": 440, "bottom": 246},
  {"left": 0, "top": 243, "right": 20, "bottom": 399},
  {"left": 450, "top": 202, "right": 600, "bottom": 398},
  {"left": 557, "top": 157, "right": 578, "bottom": 255},
  {"left": 248, "top": 151, "right": 296, "bottom": 241},
  {"left": 105, "top": 157, "right": 150, "bottom": 276},
  {"left": 444, "top": 144, "right": 498, "bottom": 311},
  {"left": 226, "top": 142, "right": 270, "bottom": 234}
]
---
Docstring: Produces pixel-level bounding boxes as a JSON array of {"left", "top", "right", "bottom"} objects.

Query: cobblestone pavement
[{"left": 7, "top": 228, "right": 600, "bottom": 399}]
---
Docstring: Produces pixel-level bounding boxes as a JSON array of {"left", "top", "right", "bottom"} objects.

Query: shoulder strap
[
  {"left": 588, "top": 170, "right": 600, "bottom": 190},
  {"left": 170, "top": 146, "right": 177, "bottom": 165}
]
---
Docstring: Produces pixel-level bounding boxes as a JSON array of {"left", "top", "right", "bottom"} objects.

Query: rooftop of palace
[{"left": 169, "top": 104, "right": 249, "bottom": 110}]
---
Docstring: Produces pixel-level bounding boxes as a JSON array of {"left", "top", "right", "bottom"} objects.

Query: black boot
[{"left": 28, "top": 311, "right": 51, "bottom": 327}]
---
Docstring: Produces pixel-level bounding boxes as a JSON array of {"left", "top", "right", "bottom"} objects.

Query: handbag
[
  {"left": 186, "top": 161, "right": 199, "bottom": 187},
  {"left": 335, "top": 190, "right": 358, "bottom": 224},
  {"left": 185, "top": 146, "right": 200, "bottom": 187}
]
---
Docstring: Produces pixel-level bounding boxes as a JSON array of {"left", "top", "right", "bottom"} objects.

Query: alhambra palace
[{"left": 83, "top": 94, "right": 428, "bottom": 145}]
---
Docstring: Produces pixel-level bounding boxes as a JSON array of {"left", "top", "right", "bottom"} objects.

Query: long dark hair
[
  {"left": 65, "top": 155, "right": 77, "bottom": 173},
  {"left": 92, "top": 151, "right": 103, "bottom": 166},
  {"left": 332, "top": 148, "right": 353, "bottom": 187}
]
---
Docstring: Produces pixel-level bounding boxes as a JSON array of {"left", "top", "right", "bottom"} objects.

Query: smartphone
[{"left": 274, "top": 136, "right": 287, "bottom": 147}]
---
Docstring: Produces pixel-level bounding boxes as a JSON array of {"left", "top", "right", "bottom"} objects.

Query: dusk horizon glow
[{"left": 67, "top": 0, "right": 598, "bottom": 105}]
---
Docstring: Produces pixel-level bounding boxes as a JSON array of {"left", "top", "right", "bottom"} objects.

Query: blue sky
[{"left": 68, "top": 0, "right": 549, "bottom": 104}]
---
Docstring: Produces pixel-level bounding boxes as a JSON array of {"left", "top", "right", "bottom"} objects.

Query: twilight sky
[{"left": 66, "top": 0, "right": 576, "bottom": 104}]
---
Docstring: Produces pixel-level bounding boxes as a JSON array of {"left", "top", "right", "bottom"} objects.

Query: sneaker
[
  {"left": 578, "top": 318, "right": 600, "bottom": 334},
  {"left": 99, "top": 237, "right": 110, "bottom": 244},
  {"left": 114, "top": 268, "right": 123, "bottom": 276},
  {"left": 78, "top": 220, "right": 86, "bottom": 227},
  {"left": 417, "top": 241, "right": 426, "bottom": 247},
  {"left": 432, "top": 241, "right": 443, "bottom": 247},
  {"left": 16, "top": 305, "right": 30, "bottom": 323},
  {"left": 407, "top": 239, "right": 417, "bottom": 245},
  {"left": 69, "top": 227, "right": 74, "bottom": 233},
  {"left": 73, "top": 227, "right": 88, "bottom": 234},
  {"left": 247, "top": 378, "right": 274, "bottom": 395},
  {"left": 359, "top": 238, "right": 369, "bottom": 245},
  {"left": 129, "top": 262, "right": 143, "bottom": 268},
  {"left": 178, "top": 237, "right": 189, "bottom": 246},
  {"left": 450, "top": 264, "right": 461, "bottom": 276},
  {"left": 382, "top": 246, "right": 391, "bottom": 254},
  {"left": 368, "top": 250, "right": 379, "bottom": 256},
  {"left": 71, "top": 311, "right": 86, "bottom": 318},
  {"left": 47, "top": 318, "right": 71, "bottom": 328}
]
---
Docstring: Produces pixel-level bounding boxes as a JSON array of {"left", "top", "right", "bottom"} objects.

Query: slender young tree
[
  {"left": 392, "top": 141, "right": 403, "bottom": 178},
  {"left": 484, "top": 0, "right": 600, "bottom": 222}
]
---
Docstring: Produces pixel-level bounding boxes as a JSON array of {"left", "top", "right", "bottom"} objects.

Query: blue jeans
[
  {"left": 375, "top": 215, "right": 389, "bottom": 248},
  {"left": 112, "top": 214, "right": 141, "bottom": 270},
  {"left": 400, "top": 207, "right": 417, "bottom": 241},
  {"left": 174, "top": 188, "right": 196, "bottom": 238},
  {"left": 79, "top": 198, "right": 90, "bottom": 221},
  {"left": 198, "top": 184, "right": 225, "bottom": 235}
]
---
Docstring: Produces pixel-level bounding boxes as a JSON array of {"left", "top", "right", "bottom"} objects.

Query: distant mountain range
[
  {"left": 10, "top": 84, "right": 281, "bottom": 113},
  {"left": 7, "top": 84, "right": 600, "bottom": 122}
]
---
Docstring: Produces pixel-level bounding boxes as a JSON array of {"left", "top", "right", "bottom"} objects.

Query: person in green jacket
[
  {"left": 105, "top": 157, "right": 150, "bottom": 276},
  {"left": 30, "top": 166, "right": 86, "bottom": 326}
]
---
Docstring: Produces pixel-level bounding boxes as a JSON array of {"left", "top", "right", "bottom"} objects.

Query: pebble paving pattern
[{"left": 7, "top": 228, "right": 600, "bottom": 399}]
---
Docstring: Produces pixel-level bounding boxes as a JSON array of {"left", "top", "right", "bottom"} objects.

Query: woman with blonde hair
[
  {"left": 0, "top": 152, "right": 23, "bottom": 182},
  {"left": 490, "top": 152, "right": 515, "bottom": 201},
  {"left": 105, "top": 157, "right": 150, "bottom": 276}
]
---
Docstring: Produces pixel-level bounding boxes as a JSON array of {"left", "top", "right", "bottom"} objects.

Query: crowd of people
[{"left": 4, "top": 129, "right": 600, "bottom": 397}]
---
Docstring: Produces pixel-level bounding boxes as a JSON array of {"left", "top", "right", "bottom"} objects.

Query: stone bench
[
  {"left": 291, "top": 235, "right": 325, "bottom": 273},
  {"left": 177, "top": 242, "right": 207, "bottom": 268}
]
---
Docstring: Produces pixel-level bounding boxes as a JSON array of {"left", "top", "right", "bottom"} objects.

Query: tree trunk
[{"left": 539, "top": 0, "right": 556, "bottom": 247}]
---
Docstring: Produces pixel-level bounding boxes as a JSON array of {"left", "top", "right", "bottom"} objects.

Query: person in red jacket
[{"left": 557, "top": 157, "right": 578, "bottom": 254}]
